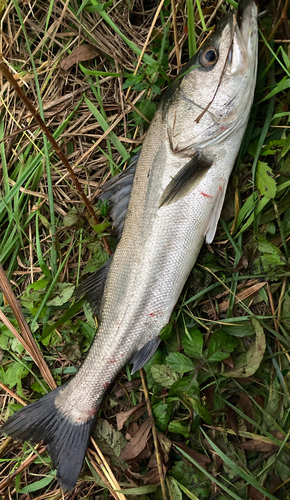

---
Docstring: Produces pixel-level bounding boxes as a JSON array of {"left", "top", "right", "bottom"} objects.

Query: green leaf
[
  {"left": 166, "top": 352, "right": 195, "bottom": 373},
  {"left": 224, "top": 318, "right": 266, "bottom": 378},
  {"left": 167, "top": 476, "right": 183, "bottom": 500},
  {"left": 133, "top": 99, "right": 156, "bottom": 126},
  {"left": 182, "top": 327, "right": 203, "bottom": 359},
  {"left": 169, "top": 376, "right": 199, "bottom": 399},
  {"left": 151, "top": 364, "right": 180, "bottom": 388},
  {"left": 91, "top": 220, "right": 111, "bottom": 234},
  {"left": 46, "top": 283, "right": 75, "bottom": 306},
  {"left": 256, "top": 161, "right": 277, "bottom": 198},
  {"left": 16, "top": 473, "right": 56, "bottom": 493},
  {"left": 152, "top": 401, "right": 175, "bottom": 431},
  {"left": 207, "top": 330, "right": 239, "bottom": 363},
  {"left": 168, "top": 420, "right": 190, "bottom": 438},
  {"left": 200, "top": 429, "right": 278, "bottom": 500}
]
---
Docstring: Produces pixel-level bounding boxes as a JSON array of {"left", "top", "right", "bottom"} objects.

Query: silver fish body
[{"left": 2, "top": 0, "right": 258, "bottom": 491}]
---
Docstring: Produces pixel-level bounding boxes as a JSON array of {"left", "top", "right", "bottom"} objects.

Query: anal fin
[{"left": 130, "top": 337, "right": 161, "bottom": 375}]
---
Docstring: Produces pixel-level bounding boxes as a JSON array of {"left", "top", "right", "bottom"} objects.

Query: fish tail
[{"left": 1, "top": 386, "right": 97, "bottom": 491}]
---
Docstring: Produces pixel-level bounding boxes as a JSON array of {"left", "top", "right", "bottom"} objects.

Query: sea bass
[{"left": 2, "top": 0, "right": 258, "bottom": 491}]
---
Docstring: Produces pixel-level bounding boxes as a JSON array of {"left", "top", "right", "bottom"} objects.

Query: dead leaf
[
  {"left": 224, "top": 318, "right": 266, "bottom": 378},
  {"left": 174, "top": 442, "right": 211, "bottom": 468},
  {"left": 121, "top": 417, "right": 153, "bottom": 461},
  {"left": 226, "top": 406, "right": 238, "bottom": 435},
  {"left": 127, "top": 465, "right": 166, "bottom": 484},
  {"left": 116, "top": 403, "right": 145, "bottom": 430},
  {"left": 239, "top": 393, "right": 255, "bottom": 432},
  {"left": 239, "top": 440, "right": 278, "bottom": 452},
  {"left": 114, "top": 379, "right": 142, "bottom": 397},
  {"left": 157, "top": 433, "right": 172, "bottom": 463},
  {"left": 60, "top": 45, "right": 100, "bottom": 70},
  {"left": 248, "top": 485, "right": 265, "bottom": 500}
]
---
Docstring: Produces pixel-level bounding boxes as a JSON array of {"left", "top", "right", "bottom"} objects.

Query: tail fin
[{"left": 1, "top": 386, "right": 97, "bottom": 491}]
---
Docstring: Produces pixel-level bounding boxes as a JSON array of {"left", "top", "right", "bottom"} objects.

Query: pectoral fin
[
  {"left": 99, "top": 153, "right": 139, "bottom": 237},
  {"left": 205, "top": 178, "right": 228, "bottom": 244},
  {"left": 159, "top": 151, "right": 212, "bottom": 208}
]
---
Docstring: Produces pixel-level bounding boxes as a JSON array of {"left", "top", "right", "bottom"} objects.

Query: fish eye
[{"left": 199, "top": 46, "right": 219, "bottom": 68}]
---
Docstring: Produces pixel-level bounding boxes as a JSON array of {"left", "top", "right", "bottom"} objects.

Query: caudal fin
[{"left": 1, "top": 386, "right": 97, "bottom": 491}]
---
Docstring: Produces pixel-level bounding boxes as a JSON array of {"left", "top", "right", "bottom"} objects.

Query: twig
[
  {"left": 0, "top": 446, "right": 46, "bottom": 492},
  {"left": 171, "top": 0, "right": 181, "bottom": 72},
  {"left": 0, "top": 61, "right": 112, "bottom": 256},
  {"left": 0, "top": 382, "right": 26, "bottom": 406},
  {"left": 140, "top": 368, "right": 168, "bottom": 500}
]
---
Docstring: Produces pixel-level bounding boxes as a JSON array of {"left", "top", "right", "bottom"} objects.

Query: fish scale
[{"left": 2, "top": 0, "right": 258, "bottom": 491}]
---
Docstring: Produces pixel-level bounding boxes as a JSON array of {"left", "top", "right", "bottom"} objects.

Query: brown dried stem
[
  {"left": 140, "top": 368, "right": 168, "bottom": 500},
  {"left": 0, "top": 62, "right": 112, "bottom": 256},
  {"left": 0, "top": 445, "right": 46, "bottom": 493}
]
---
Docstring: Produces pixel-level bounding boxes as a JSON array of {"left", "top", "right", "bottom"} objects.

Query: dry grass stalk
[
  {"left": 90, "top": 437, "right": 127, "bottom": 500},
  {"left": 0, "top": 445, "right": 46, "bottom": 493}
]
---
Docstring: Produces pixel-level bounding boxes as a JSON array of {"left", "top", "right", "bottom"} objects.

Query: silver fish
[{"left": 2, "top": 0, "right": 258, "bottom": 491}]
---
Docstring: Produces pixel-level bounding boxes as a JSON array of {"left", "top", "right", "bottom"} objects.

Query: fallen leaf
[
  {"left": 224, "top": 318, "right": 266, "bottom": 378},
  {"left": 127, "top": 465, "right": 166, "bottom": 484},
  {"left": 157, "top": 433, "right": 172, "bottom": 463},
  {"left": 60, "top": 44, "right": 100, "bottom": 70},
  {"left": 121, "top": 417, "right": 153, "bottom": 461},
  {"left": 239, "top": 392, "right": 255, "bottom": 432},
  {"left": 226, "top": 406, "right": 238, "bottom": 435},
  {"left": 239, "top": 440, "right": 278, "bottom": 452},
  {"left": 248, "top": 485, "right": 265, "bottom": 500},
  {"left": 114, "top": 379, "right": 141, "bottom": 397},
  {"left": 174, "top": 442, "right": 211, "bottom": 468},
  {"left": 116, "top": 402, "right": 145, "bottom": 430}
]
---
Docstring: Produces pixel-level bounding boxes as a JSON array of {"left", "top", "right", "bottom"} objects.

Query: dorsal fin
[
  {"left": 99, "top": 153, "right": 139, "bottom": 237},
  {"left": 159, "top": 151, "right": 212, "bottom": 208}
]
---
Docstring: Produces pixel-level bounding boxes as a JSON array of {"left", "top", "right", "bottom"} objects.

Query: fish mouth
[{"left": 229, "top": 0, "right": 257, "bottom": 74}]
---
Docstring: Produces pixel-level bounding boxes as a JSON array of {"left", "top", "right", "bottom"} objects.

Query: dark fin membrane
[
  {"left": 159, "top": 151, "right": 213, "bottom": 208},
  {"left": 99, "top": 153, "right": 138, "bottom": 238},
  {"left": 1, "top": 386, "right": 97, "bottom": 492},
  {"left": 130, "top": 337, "right": 161, "bottom": 375},
  {"left": 75, "top": 258, "right": 111, "bottom": 316}
]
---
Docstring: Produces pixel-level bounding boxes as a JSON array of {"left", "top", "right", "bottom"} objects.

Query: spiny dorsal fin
[
  {"left": 159, "top": 151, "right": 213, "bottom": 208},
  {"left": 98, "top": 153, "right": 139, "bottom": 238}
]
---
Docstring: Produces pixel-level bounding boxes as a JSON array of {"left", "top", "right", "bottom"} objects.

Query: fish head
[{"left": 164, "top": 0, "right": 258, "bottom": 153}]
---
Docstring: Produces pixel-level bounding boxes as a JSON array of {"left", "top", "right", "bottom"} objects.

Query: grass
[{"left": 0, "top": 0, "right": 290, "bottom": 499}]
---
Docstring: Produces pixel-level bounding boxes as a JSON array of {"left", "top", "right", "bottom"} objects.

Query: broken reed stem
[
  {"left": 90, "top": 437, "right": 126, "bottom": 500},
  {"left": 171, "top": 0, "right": 181, "bottom": 73},
  {"left": 0, "top": 264, "right": 56, "bottom": 390},
  {"left": 0, "top": 381, "right": 26, "bottom": 406},
  {"left": 0, "top": 446, "right": 46, "bottom": 492},
  {"left": 0, "top": 62, "right": 112, "bottom": 256},
  {"left": 140, "top": 368, "right": 168, "bottom": 500}
]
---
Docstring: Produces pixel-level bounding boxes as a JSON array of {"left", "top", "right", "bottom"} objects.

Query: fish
[{"left": 1, "top": 0, "right": 258, "bottom": 492}]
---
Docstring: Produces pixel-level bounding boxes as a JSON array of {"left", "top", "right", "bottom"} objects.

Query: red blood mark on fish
[
  {"left": 108, "top": 358, "right": 117, "bottom": 364},
  {"left": 200, "top": 191, "right": 213, "bottom": 198},
  {"left": 149, "top": 312, "right": 155, "bottom": 317},
  {"left": 103, "top": 382, "right": 110, "bottom": 389}
]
